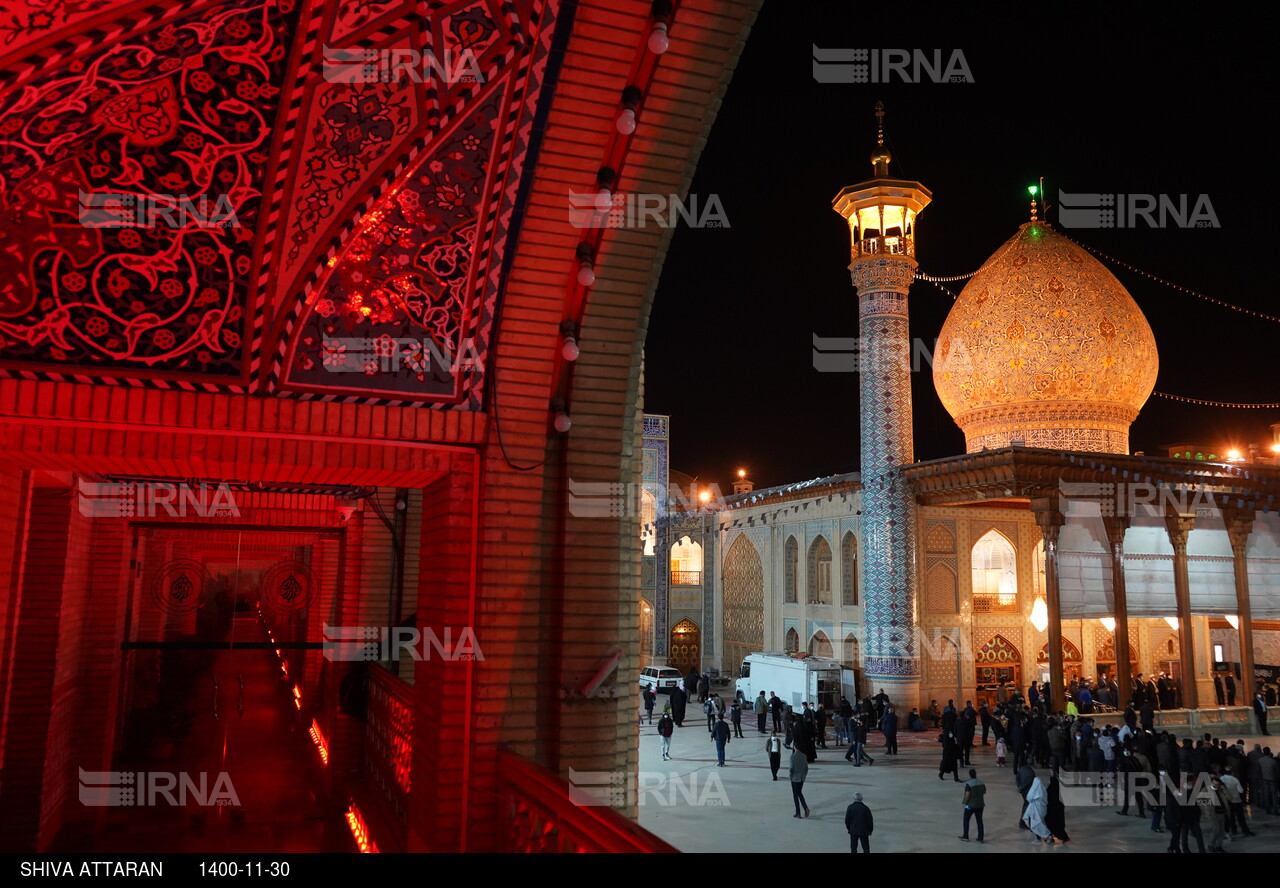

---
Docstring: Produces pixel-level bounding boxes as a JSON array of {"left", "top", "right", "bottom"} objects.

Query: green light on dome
[{"left": 1027, "top": 185, "right": 1038, "bottom": 196}]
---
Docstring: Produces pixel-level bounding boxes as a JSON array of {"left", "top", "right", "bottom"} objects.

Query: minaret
[{"left": 832, "top": 102, "right": 931, "bottom": 706}]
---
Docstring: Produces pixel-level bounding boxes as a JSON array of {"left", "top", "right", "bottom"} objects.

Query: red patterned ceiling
[{"left": 0, "top": 0, "right": 563, "bottom": 408}]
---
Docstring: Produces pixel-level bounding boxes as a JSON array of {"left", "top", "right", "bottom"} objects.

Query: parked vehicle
[
  {"left": 734, "top": 652, "right": 844, "bottom": 710},
  {"left": 638, "top": 665, "right": 684, "bottom": 694}
]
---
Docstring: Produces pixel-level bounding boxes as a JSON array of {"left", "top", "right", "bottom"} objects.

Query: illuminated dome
[{"left": 933, "top": 222, "right": 1158, "bottom": 454}]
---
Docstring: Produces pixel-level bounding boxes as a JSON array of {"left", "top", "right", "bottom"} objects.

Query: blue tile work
[
  {"left": 805, "top": 519, "right": 836, "bottom": 548},
  {"left": 852, "top": 258, "right": 920, "bottom": 683}
]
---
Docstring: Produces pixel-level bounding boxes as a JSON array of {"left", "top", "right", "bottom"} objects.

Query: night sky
[{"left": 644, "top": 3, "right": 1278, "bottom": 490}]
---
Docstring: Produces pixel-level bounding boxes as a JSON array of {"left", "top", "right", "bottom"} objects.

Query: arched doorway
[
  {"left": 785, "top": 626, "right": 799, "bottom": 653},
  {"left": 1039, "top": 638, "right": 1084, "bottom": 691},
  {"left": 1095, "top": 631, "right": 1138, "bottom": 693},
  {"left": 668, "top": 619, "right": 700, "bottom": 674},
  {"left": 809, "top": 631, "right": 833, "bottom": 659},
  {"left": 722, "top": 536, "right": 763, "bottom": 676},
  {"left": 976, "top": 634, "right": 1022, "bottom": 707}
]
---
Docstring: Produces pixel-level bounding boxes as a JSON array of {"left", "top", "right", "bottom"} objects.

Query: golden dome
[{"left": 933, "top": 222, "right": 1158, "bottom": 454}]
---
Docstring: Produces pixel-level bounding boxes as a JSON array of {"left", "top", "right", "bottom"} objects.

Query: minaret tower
[{"left": 832, "top": 103, "right": 931, "bottom": 705}]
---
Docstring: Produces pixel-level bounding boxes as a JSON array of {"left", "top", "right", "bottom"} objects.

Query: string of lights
[
  {"left": 921, "top": 278, "right": 960, "bottom": 300},
  {"left": 1065, "top": 235, "right": 1280, "bottom": 324},
  {"left": 1152, "top": 391, "right": 1280, "bottom": 410}
]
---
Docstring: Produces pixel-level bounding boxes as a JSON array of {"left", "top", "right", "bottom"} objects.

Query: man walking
[
  {"left": 959, "top": 768, "right": 986, "bottom": 843},
  {"left": 789, "top": 748, "right": 810, "bottom": 819},
  {"left": 755, "top": 691, "right": 768, "bottom": 734},
  {"left": 845, "top": 792, "right": 873, "bottom": 853},
  {"left": 642, "top": 687, "right": 656, "bottom": 724},
  {"left": 712, "top": 714, "right": 731, "bottom": 767},
  {"left": 730, "top": 699, "right": 744, "bottom": 738},
  {"left": 769, "top": 692, "right": 784, "bottom": 732},
  {"left": 657, "top": 710, "right": 674, "bottom": 761},
  {"left": 765, "top": 731, "right": 782, "bottom": 780},
  {"left": 979, "top": 701, "right": 992, "bottom": 746},
  {"left": 1254, "top": 692, "right": 1270, "bottom": 735}
]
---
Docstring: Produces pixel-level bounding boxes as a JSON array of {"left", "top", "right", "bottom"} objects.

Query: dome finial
[{"left": 870, "top": 100, "right": 891, "bottom": 177}]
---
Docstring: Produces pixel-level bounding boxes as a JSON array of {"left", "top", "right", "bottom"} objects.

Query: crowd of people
[{"left": 642, "top": 675, "right": 1278, "bottom": 852}]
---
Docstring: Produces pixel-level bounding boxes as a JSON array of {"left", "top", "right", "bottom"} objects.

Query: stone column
[
  {"left": 1032, "top": 497, "right": 1065, "bottom": 712},
  {"left": 1222, "top": 507, "right": 1256, "bottom": 700},
  {"left": 1164, "top": 513, "right": 1198, "bottom": 710},
  {"left": 1102, "top": 515, "right": 1133, "bottom": 705}
]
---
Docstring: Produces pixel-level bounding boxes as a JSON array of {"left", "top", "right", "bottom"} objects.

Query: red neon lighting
[
  {"left": 345, "top": 804, "right": 379, "bottom": 853},
  {"left": 292, "top": 685, "right": 302, "bottom": 709},
  {"left": 309, "top": 720, "right": 330, "bottom": 766}
]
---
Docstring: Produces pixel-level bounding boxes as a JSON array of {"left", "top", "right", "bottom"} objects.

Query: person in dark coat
[
  {"left": 686, "top": 668, "right": 701, "bottom": 702},
  {"left": 1046, "top": 773, "right": 1070, "bottom": 843},
  {"left": 669, "top": 685, "right": 687, "bottom": 727},
  {"left": 845, "top": 792, "right": 874, "bottom": 853},
  {"left": 939, "top": 732, "right": 961, "bottom": 782},
  {"left": 1141, "top": 700, "right": 1156, "bottom": 733},
  {"left": 712, "top": 714, "right": 731, "bottom": 766},
  {"left": 769, "top": 692, "right": 784, "bottom": 732},
  {"left": 881, "top": 707, "right": 898, "bottom": 755},
  {"left": 979, "top": 701, "right": 993, "bottom": 745},
  {"left": 941, "top": 699, "right": 957, "bottom": 735},
  {"left": 642, "top": 687, "right": 656, "bottom": 724},
  {"left": 1225, "top": 673, "right": 1237, "bottom": 706},
  {"left": 1254, "top": 692, "right": 1270, "bottom": 735},
  {"left": 1214, "top": 674, "right": 1226, "bottom": 706}
]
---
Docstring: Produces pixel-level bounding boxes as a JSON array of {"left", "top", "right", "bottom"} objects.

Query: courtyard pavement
[{"left": 635, "top": 713, "right": 1280, "bottom": 853}]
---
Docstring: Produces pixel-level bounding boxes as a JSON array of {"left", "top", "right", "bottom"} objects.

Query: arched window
[
  {"left": 842, "top": 532, "right": 858, "bottom": 606},
  {"left": 809, "top": 631, "right": 833, "bottom": 659},
  {"left": 785, "top": 627, "right": 799, "bottom": 653},
  {"left": 971, "top": 529, "right": 1018, "bottom": 612},
  {"left": 670, "top": 535, "right": 703, "bottom": 585},
  {"left": 843, "top": 633, "right": 860, "bottom": 666},
  {"left": 784, "top": 536, "right": 798, "bottom": 604},
  {"left": 807, "top": 536, "right": 832, "bottom": 604},
  {"left": 640, "top": 490, "right": 656, "bottom": 556}
]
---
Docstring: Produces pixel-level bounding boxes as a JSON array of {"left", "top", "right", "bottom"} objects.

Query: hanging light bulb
[
  {"left": 1165, "top": 616, "right": 1180, "bottom": 631},
  {"left": 594, "top": 166, "right": 615, "bottom": 211},
  {"left": 648, "top": 21, "right": 669, "bottom": 53},
  {"left": 550, "top": 399, "right": 571, "bottom": 433},
  {"left": 1225, "top": 614, "right": 1239, "bottom": 629},
  {"left": 575, "top": 241, "right": 596, "bottom": 287},
  {"left": 1100, "top": 617, "right": 1116, "bottom": 633},
  {"left": 648, "top": 0, "right": 672, "bottom": 53},
  {"left": 1030, "top": 598, "right": 1048, "bottom": 633},
  {"left": 560, "top": 320, "right": 579, "bottom": 362},
  {"left": 616, "top": 85, "right": 642, "bottom": 134}
]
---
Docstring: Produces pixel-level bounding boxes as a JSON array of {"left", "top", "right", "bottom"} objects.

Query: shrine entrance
[
  {"left": 975, "top": 634, "right": 1022, "bottom": 708},
  {"left": 668, "top": 619, "right": 701, "bottom": 674}
]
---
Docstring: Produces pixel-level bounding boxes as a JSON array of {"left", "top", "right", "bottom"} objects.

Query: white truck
[{"left": 734, "top": 652, "right": 846, "bottom": 711}]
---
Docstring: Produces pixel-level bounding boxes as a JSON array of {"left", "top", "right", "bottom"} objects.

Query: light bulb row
[{"left": 552, "top": 2, "right": 674, "bottom": 436}]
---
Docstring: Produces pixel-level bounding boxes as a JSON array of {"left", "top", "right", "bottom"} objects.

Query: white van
[{"left": 638, "top": 665, "right": 684, "bottom": 694}]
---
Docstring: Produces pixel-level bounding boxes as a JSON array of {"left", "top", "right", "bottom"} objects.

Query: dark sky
[{"left": 644, "top": 2, "right": 1279, "bottom": 490}]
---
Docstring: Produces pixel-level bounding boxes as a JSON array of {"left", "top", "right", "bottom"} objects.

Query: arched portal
[
  {"left": 976, "top": 634, "right": 1023, "bottom": 705},
  {"left": 669, "top": 619, "right": 700, "bottom": 674},
  {"left": 722, "top": 536, "right": 763, "bottom": 675}
]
